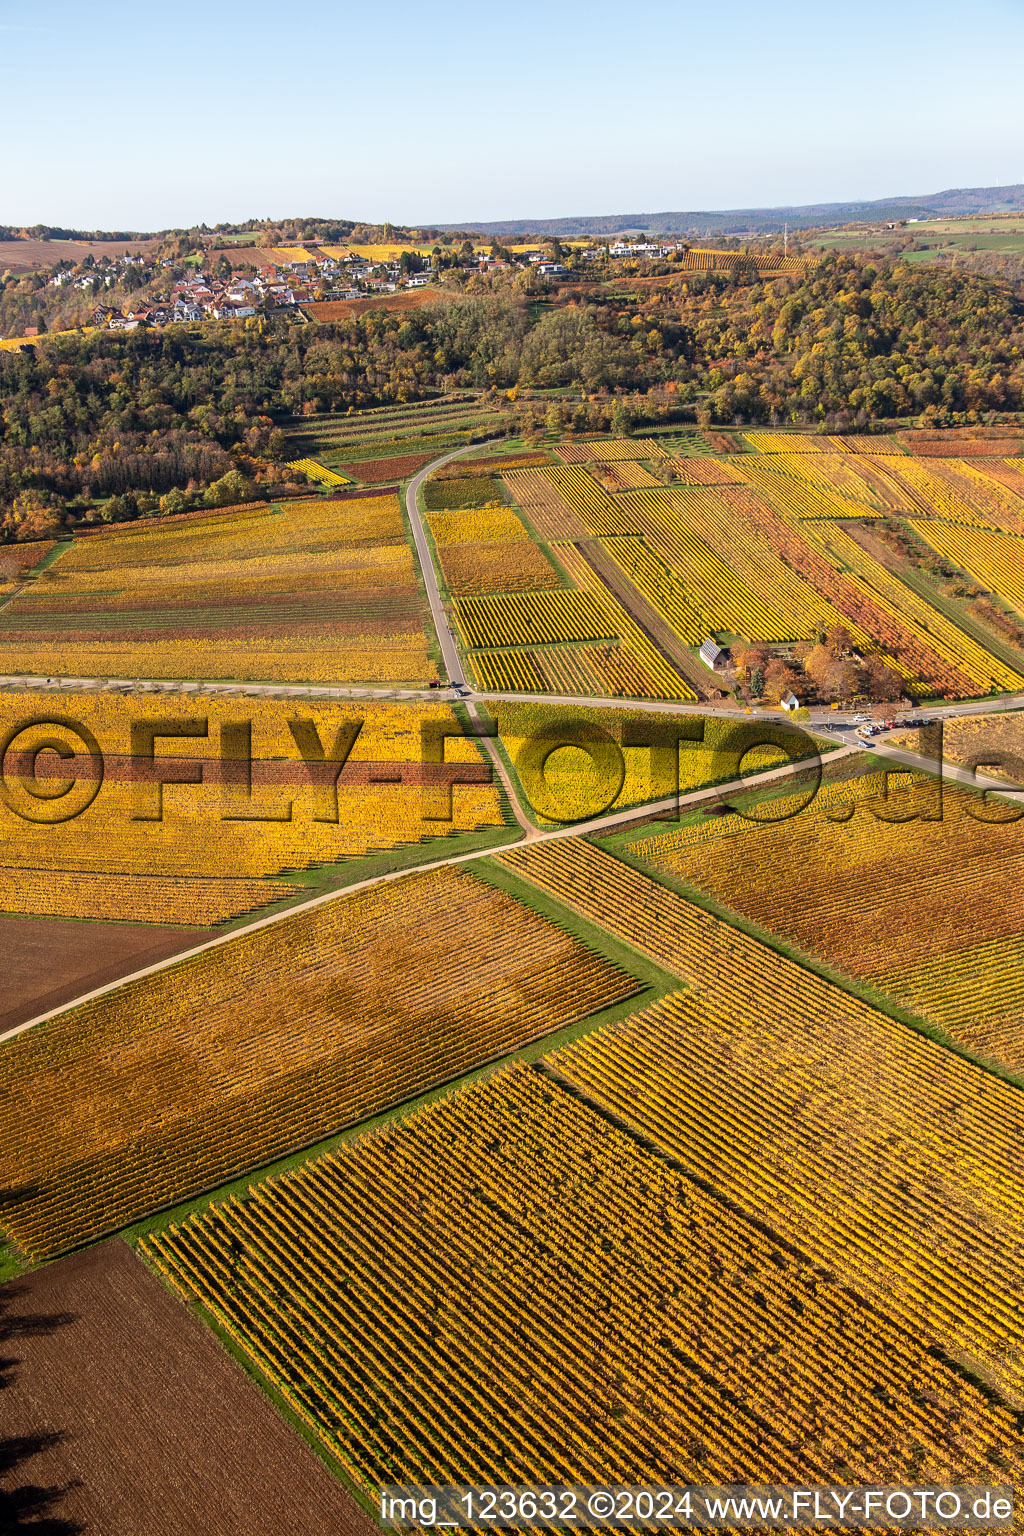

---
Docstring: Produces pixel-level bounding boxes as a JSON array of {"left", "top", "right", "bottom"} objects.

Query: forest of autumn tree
[{"left": 2, "top": 250, "right": 1023, "bottom": 531}]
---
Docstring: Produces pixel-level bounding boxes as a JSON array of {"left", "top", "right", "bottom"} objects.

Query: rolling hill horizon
[{"left": 437, "top": 181, "right": 1024, "bottom": 238}]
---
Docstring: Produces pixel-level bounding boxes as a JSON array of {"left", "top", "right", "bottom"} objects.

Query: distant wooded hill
[{"left": 437, "top": 184, "right": 1024, "bottom": 238}]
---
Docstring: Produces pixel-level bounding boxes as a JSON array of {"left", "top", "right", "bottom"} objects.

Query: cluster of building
[
  {"left": 86, "top": 250, "right": 443, "bottom": 331},
  {"left": 48, "top": 252, "right": 150, "bottom": 292},
  {"left": 81, "top": 244, "right": 581, "bottom": 332},
  {"left": 42, "top": 237, "right": 710, "bottom": 338},
  {"left": 608, "top": 239, "right": 693, "bottom": 258}
]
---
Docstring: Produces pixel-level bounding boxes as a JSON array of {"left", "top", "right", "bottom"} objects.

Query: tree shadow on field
[{"left": 0, "top": 1280, "right": 84, "bottom": 1534}]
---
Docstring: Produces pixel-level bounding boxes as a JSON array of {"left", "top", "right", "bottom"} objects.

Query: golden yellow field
[
  {"left": 0, "top": 497, "right": 439, "bottom": 684},
  {"left": 141, "top": 1057, "right": 1022, "bottom": 1495},
  {"left": 0, "top": 691, "right": 506, "bottom": 924},
  {"left": 0, "top": 867, "right": 637, "bottom": 1258}
]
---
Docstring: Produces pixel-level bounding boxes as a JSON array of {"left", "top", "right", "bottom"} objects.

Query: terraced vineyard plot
[
  {"left": 285, "top": 399, "right": 502, "bottom": 464},
  {"left": 803, "top": 519, "right": 1023, "bottom": 692},
  {"left": 551, "top": 542, "right": 698, "bottom": 700},
  {"left": 469, "top": 643, "right": 675, "bottom": 699},
  {"left": 664, "top": 456, "right": 745, "bottom": 485},
  {"left": 0, "top": 692, "right": 506, "bottom": 925},
  {"left": 705, "top": 484, "right": 999, "bottom": 695},
  {"left": 742, "top": 432, "right": 833, "bottom": 454},
  {"left": 589, "top": 459, "right": 661, "bottom": 491},
  {"left": 898, "top": 459, "right": 1024, "bottom": 534},
  {"left": 742, "top": 452, "right": 891, "bottom": 515},
  {"left": 831, "top": 434, "right": 906, "bottom": 454},
  {"left": 736, "top": 456, "right": 882, "bottom": 521},
  {"left": 910, "top": 518, "right": 1024, "bottom": 615},
  {"left": 287, "top": 458, "right": 351, "bottom": 486},
  {"left": 899, "top": 429, "right": 1023, "bottom": 457},
  {"left": 546, "top": 466, "right": 638, "bottom": 535},
  {"left": 447, "top": 451, "right": 553, "bottom": 475},
  {"left": 607, "top": 508, "right": 793, "bottom": 642},
  {"left": 141, "top": 1063, "right": 1024, "bottom": 1496},
  {"left": 876, "top": 457, "right": 1001, "bottom": 527},
  {"left": 553, "top": 437, "right": 667, "bottom": 463},
  {"left": 631, "top": 774, "right": 1024, "bottom": 1073},
  {"left": 0, "top": 867, "right": 638, "bottom": 1260},
  {"left": 427, "top": 508, "right": 529, "bottom": 545},
  {"left": 438, "top": 540, "right": 561, "bottom": 595},
  {"left": 0, "top": 497, "right": 438, "bottom": 684},
  {"left": 503, "top": 469, "right": 591, "bottom": 539},
  {"left": 283, "top": 396, "right": 488, "bottom": 438},
  {"left": 659, "top": 485, "right": 845, "bottom": 636},
  {"left": 972, "top": 456, "right": 1024, "bottom": 512},
  {"left": 500, "top": 839, "right": 1024, "bottom": 1401},
  {"left": 495, "top": 703, "right": 814, "bottom": 822},
  {"left": 423, "top": 475, "right": 506, "bottom": 511},
  {"left": 495, "top": 454, "right": 1024, "bottom": 697},
  {"left": 595, "top": 535, "right": 705, "bottom": 643},
  {"left": 336, "top": 452, "right": 437, "bottom": 483},
  {"left": 452, "top": 590, "right": 617, "bottom": 647}
]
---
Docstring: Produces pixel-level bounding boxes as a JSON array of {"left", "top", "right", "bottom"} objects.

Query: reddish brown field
[
  {"left": 0, "top": 237, "right": 162, "bottom": 273},
  {"left": 304, "top": 289, "right": 445, "bottom": 320},
  {"left": 707, "top": 430, "right": 745, "bottom": 453},
  {"left": 0, "top": 1241, "right": 377, "bottom": 1535},
  {"left": 0, "top": 541, "right": 56, "bottom": 580},
  {"left": 898, "top": 428, "right": 1023, "bottom": 456},
  {"left": 0, "top": 915, "right": 207, "bottom": 1034},
  {"left": 339, "top": 451, "right": 437, "bottom": 482},
  {"left": 907, "top": 438, "right": 1023, "bottom": 457}
]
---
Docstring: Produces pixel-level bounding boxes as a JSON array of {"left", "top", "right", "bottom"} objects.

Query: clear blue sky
[{"left": 2, "top": 0, "right": 1022, "bottom": 230}]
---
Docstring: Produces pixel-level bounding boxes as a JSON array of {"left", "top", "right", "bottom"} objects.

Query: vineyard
[
  {"left": 452, "top": 591, "right": 617, "bottom": 648},
  {"left": 336, "top": 452, "right": 437, "bottom": 483},
  {"left": 503, "top": 468, "right": 592, "bottom": 539},
  {"left": 0, "top": 691, "right": 506, "bottom": 925},
  {"left": 910, "top": 518, "right": 1024, "bottom": 614},
  {"left": 138, "top": 1059, "right": 1021, "bottom": 1496},
  {"left": 629, "top": 772, "right": 1024, "bottom": 1074},
  {"left": 427, "top": 508, "right": 529, "bottom": 545},
  {"left": 0, "top": 495, "right": 441, "bottom": 684},
  {"left": 489, "top": 438, "right": 1024, "bottom": 699},
  {"left": 552, "top": 438, "right": 668, "bottom": 463},
  {"left": 0, "top": 866, "right": 638, "bottom": 1260},
  {"left": 437, "top": 541, "right": 561, "bottom": 596},
  {"left": 459, "top": 540, "right": 696, "bottom": 702},
  {"left": 495, "top": 702, "right": 813, "bottom": 823},
  {"left": 282, "top": 395, "right": 503, "bottom": 468},
  {"left": 287, "top": 458, "right": 352, "bottom": 486},
  {"left": 498, "top": 838, "right": 1024, "bottom": 1401},
  {"left": 423, "top": 475, "right": 506, "bottom": 511}
]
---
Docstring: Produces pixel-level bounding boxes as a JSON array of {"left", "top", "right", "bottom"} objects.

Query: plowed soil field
[{"left": 0, "top": 1240, "right": 377, "bottom": 1536}]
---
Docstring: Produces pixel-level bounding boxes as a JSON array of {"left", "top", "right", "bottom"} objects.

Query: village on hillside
[{"left": 3, "top": 237, "right": 721, "bottom": 337}]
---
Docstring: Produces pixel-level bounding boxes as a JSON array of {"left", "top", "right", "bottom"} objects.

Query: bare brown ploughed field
[
  {"left": 0, "top": 915, "right": 209, "bottom": 1035},
  {"left": 0, "top": 1241, "right": 378, "bottom": 1536},
  {"left": 0, "top": 238, "right": 163, "bottom": 272}
]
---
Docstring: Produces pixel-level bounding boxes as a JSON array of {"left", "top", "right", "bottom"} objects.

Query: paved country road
[
  {"left": 404, "top": 443, "right": 535, "bottom": 835},
  {"left": 0, "top": 741, "right": 860, "bottom": 1045},
  {"left": 3, "top": 447, "right": 1024, "bottom": 1038},
  {"left": 404, "top": 444, "right": 473, "bottom": 688}
]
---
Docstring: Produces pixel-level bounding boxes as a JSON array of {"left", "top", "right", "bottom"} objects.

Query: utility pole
[{"left": 784, "top": 222, "right": 789, "bottom": 257}]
